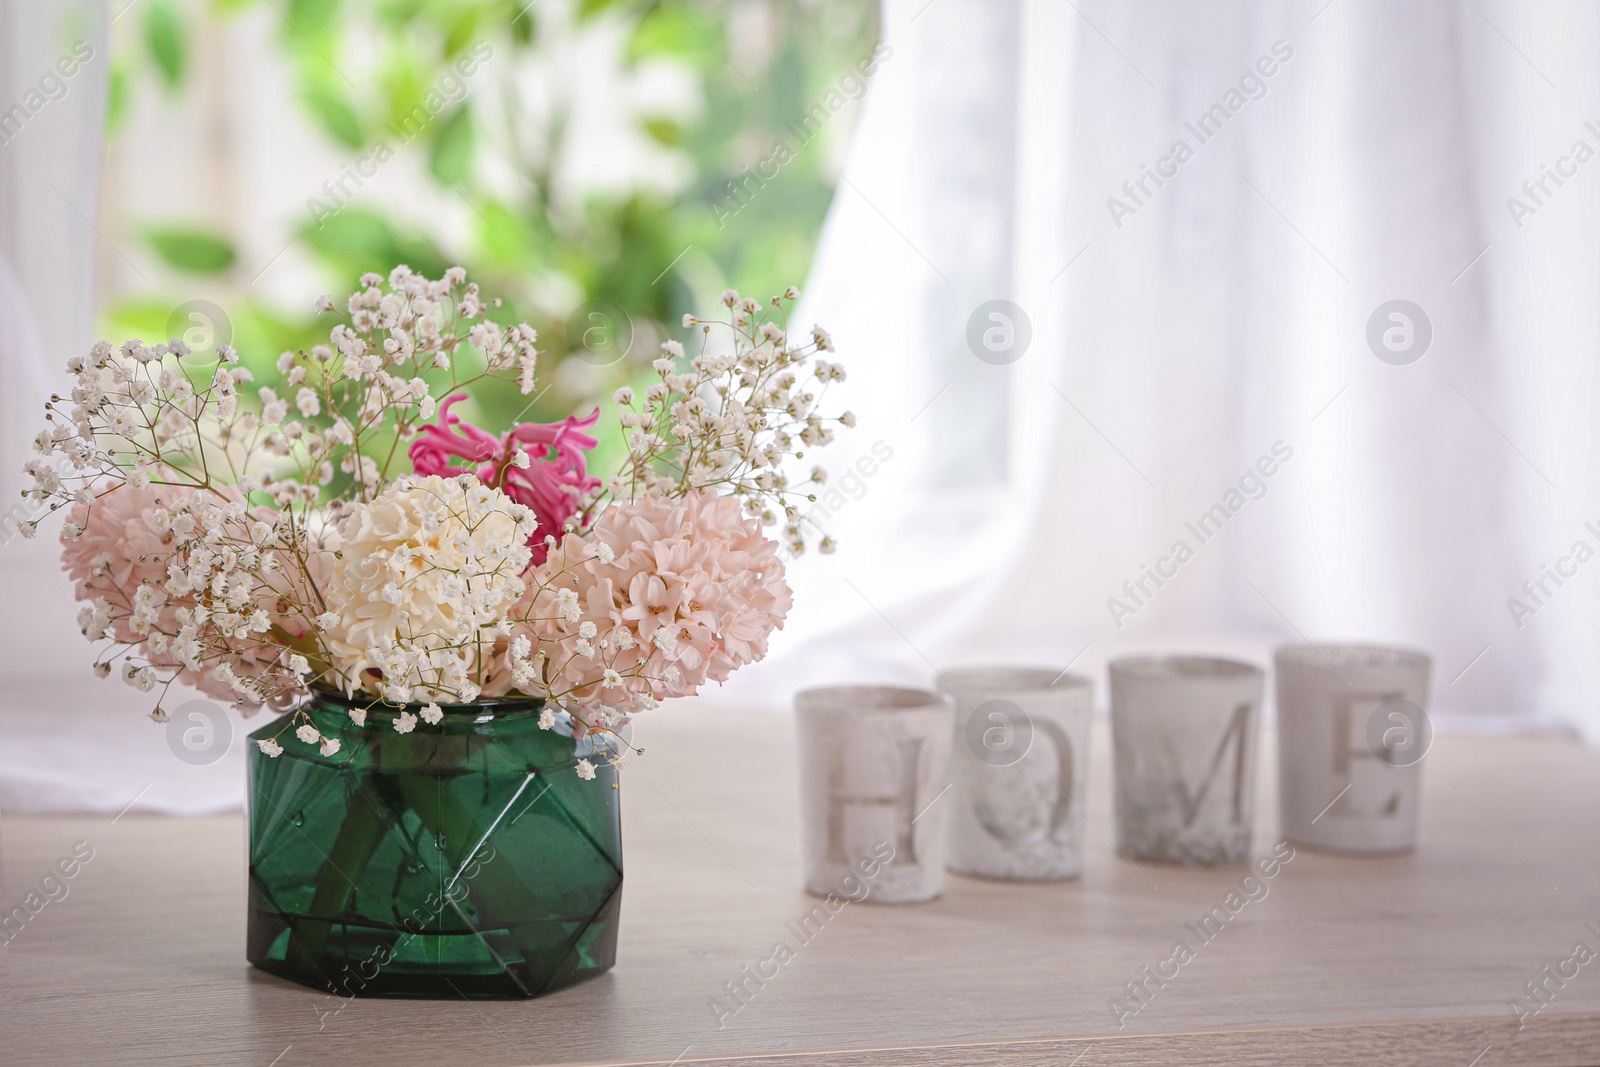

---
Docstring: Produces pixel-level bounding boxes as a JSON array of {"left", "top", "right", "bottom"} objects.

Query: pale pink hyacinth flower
[
  {"left": 408, "top": 393, "right": 602, "bottom": 565},
  {"left": 486, "top": 491, "right": 793, "bottom": 727},
  {"left": 62, "top": 480, "right": 332, "bottom": 710},
  {"left": 61, "top": 479, "right": 190, "bottom": 647}
]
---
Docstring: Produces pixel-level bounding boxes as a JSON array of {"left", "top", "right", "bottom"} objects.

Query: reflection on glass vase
[{"left": 246, "top": 692, "right": 621, "bottom": 999}]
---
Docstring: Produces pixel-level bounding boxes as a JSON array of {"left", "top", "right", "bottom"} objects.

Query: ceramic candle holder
[
  {"left": 1109, "top": 655, "right": 1264, "bottom": 867},
  {"left": 937, "top": 666, "right": 1093, "bottom": 881},
  {"left": 1275, "top": 644, "right": 1432, "bottom": 854},
  {"left": 794, "top": 686, "right": 955, "bottom": 904}
]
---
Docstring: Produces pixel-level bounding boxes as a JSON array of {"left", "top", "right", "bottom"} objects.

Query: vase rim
[
  {"left": 307, "top": 687, "right": 548, "bottom": 721},
  {"left": 794, "top": 685, "right": 950, "bottom": 714},
  {"left": 1107, "top": 654, "right": 1264, "bottom": 681},
  {"left": 1273, "top": 643, "right": 1431, "bottom": 672},
  {"left": 937, "top": 665, "right": 1092, "bottom": 694}
]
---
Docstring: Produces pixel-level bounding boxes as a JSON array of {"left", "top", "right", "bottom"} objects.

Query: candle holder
[
  {"left": 937, "top": 666, "right": 1093, "bottom": 881},
  {"left": 1109, "top": 655, "right": 1264, "bottom": 867},
  {"left": 794, "top": 686, "right": 955, "bottom": 904},
  {"left": 1275, "top": 644, "right": 1432, "bottom": 854}
]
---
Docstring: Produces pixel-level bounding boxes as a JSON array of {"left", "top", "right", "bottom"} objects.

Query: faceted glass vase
[{"left": 247, "top": 692, "right": 622, "bottom": 999}]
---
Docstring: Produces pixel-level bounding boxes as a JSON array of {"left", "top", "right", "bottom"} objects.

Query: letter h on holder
[
  {"left": 823, "top": 736, "right": 922, "bottom": 868},
  {"left": 795, "top": 685, "right": 954, "bottom": 904}
]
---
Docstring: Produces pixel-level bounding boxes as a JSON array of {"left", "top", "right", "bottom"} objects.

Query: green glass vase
[{"left": 246, "top": 692, "right": 622, "bottom": 999}]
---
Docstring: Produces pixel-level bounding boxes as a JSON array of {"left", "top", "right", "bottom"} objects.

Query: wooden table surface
[{"left": 2, "top": 704, "right": 1598, "bottom": 1066}]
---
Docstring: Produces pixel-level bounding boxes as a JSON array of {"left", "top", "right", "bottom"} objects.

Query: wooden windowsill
[{"left": 2, "top": 706, "right": 1596, "bottom": 1066}]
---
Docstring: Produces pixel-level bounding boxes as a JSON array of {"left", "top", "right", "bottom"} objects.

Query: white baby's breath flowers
[
  {"left": 576, "top": 758, "right": 596, "bottom": 781},
  {"left": 608, "top": 287, "right": 849, "bottom": 555}
]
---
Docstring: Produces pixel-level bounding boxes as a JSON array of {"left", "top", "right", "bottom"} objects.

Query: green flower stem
[{"left": 283, "top": 778, "right": 390, "bottom": 978}]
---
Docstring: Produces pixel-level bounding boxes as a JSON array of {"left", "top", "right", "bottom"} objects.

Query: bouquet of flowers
[{"left": 24, "top": 267, "right": 849, "bottom": 772}]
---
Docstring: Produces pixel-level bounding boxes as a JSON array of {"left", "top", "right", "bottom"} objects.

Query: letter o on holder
[
  {"left": 964, "top": 698, "right": 1034, "bottom": 767},
  {"left": 566, "top": 300, "right": 635, "bottom": 368},
  {"left": 166, "top": 299, "right": 234, "bottom": 361},
  {"left": 1365, "top": 698, "right": 1432, "bottom": 767},
  {"left": 166, "top": 700, "right": 234, "bottom": 766},
  {"left": 966, "top": 299, "right": 1032, "bottom": 366},
  {"left": 1365, "top": 299, "right": 1432, "bottom": 366}
]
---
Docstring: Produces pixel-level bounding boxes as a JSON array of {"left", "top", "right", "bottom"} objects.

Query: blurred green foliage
[{"left": 103, "top": 0, "right": 879, "bottom": 446}]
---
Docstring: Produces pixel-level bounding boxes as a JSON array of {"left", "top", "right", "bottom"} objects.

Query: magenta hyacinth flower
[{"left": 408, "top": 394, "right": 602, "bottom": 564}]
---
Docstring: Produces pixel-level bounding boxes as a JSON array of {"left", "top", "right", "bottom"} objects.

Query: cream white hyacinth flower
[{"left": 320, "top": 474, "right": 535, "bottom": 703}]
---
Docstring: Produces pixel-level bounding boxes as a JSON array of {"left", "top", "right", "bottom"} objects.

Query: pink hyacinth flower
[{"left": 409, "top": 394, "right": 602, "bottom": 565}]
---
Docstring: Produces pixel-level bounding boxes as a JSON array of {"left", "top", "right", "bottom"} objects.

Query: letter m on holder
[
  {"left": 823, "top": 737, "right": 923, "bottom": 867},
  {"left": 1165, "top": 704, "right": 1252, "bottom": 828}
]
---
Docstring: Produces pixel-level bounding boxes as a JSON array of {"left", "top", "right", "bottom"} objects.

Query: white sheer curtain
[
  {"left": 733, "top": 0, "right": 1600, "bottom": 746},
  {"left": 0, "top": 0, "right": 104, "bottom": 715},
  {"left": 0, "top": 0, "right": 104, "bottom": 672},
  {"left": 0, "top": 0, "right": 244, "bottom": 814}
]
